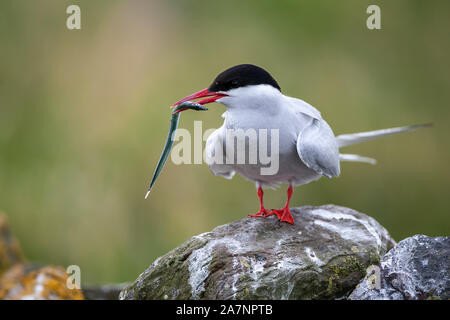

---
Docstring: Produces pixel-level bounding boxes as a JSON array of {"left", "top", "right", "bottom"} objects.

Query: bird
[{"left": 171, "top": 64, "right": 430, "bottom": 224}]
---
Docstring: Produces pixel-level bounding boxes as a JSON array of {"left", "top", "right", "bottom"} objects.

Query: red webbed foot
[
  {"left": 249, "top": 208, "right": 273, "bottom": 218},
  {"left": 248, "top": 185, "right": 295, "bottom": 223},
  {"left": 271, "top": 207, "right": 294, "bottom": 224},
  {"left": 249, "top": 186, "right": 280, "bottom": 219}
]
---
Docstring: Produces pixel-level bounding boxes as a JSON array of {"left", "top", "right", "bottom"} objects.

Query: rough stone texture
[
  {"left": 349, "top": 235, "right": 449, "bottom": 300},
  {"left": 83, "top": 283, "right": 127, "bottom": 300},
  {"left": 120, "top": 205, "right": 395, "bottom": 300},
  {"left": 0, "top": 264, "right": 84, "bottom": 300},
  {"left": 0, "top": 213, "right": 24, "bottom": 273}
]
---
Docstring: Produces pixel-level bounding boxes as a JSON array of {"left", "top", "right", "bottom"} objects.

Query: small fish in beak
[{"left": 145, "top": 101, "right": 207, "bottom": 199}]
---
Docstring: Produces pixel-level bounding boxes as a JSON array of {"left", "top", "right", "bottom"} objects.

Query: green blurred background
[{"left": 0, "top": 0, "right": 449, "bottom": 284}]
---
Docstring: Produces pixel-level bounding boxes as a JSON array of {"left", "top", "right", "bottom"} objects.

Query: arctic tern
[{"left": 171, "top": 64, "right": 429, "bottom": 224}]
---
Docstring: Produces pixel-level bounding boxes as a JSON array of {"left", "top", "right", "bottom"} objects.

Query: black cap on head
[{"left": 208, "top": 64, "right": 281, "bottom": 93}]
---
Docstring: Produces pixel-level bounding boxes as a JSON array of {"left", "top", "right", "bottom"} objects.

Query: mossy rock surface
[{"left": 121, "top": 205, "right": 395, "bottom": 300}]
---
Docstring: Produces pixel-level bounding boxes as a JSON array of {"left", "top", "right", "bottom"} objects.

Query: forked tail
[{"left": 337, "top": 123, "right": 432, "bottom": 164}]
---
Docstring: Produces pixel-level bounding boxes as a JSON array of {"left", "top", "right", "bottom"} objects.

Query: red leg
[
  {"left": 248, "top": 187, "right": 276, "bottom": 218},
  {"left": 271, "top": 185, "right": 295, "bottom": 224}
]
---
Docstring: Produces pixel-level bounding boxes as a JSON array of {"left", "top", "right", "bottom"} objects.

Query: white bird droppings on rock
[
  {"left": 121, "top": 205, "right": 396, "bottom": 300},
  {"left": 309, "top": 208, "right": 383, "bottom": 248},
  {"left": 305, "top": 247, "right": 325, "bottom": 268}
]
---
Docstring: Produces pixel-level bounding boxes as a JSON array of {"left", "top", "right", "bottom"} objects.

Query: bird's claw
[
  {"left": 249, "top": 208, "right": 277, "bottom": 218},
  {"left": 271, "top": 207, "right": 294, "bottom": 224}
]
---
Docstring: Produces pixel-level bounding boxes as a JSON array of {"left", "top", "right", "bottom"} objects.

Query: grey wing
[
  {"left": 205, "top": 126, "right": 235, "bottom": 179},
  {"left": 296, "top": 118, "right": 340, "bottom": 178}
]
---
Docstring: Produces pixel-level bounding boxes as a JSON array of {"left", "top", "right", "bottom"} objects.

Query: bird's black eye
[{"left": 231, "top": 79, "right": 239, "bottom": 87}]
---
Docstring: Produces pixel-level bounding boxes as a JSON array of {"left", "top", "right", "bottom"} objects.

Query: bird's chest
[{"left": 219, "top": 109, "right": 317, "bottom": 184}]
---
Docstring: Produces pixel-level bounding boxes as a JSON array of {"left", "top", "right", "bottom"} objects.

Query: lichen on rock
[
  {"left": 0, "top": 212, "right": 85, "bottom": 300},
  {"left": 0, "top": 213, "right": 24, "bottom": 274},
  {"left": 120, "top": 205, "right": 395, "bottom": 300},
  {"left": 349, "top": 235, "right": 450, "bottom": 300},
  {"left": 0, "top": 264, "right": 84, "bottom": 300}
]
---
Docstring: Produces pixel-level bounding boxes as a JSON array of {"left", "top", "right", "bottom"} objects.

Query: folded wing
[
  {"left": 297, "top": 118, "right": 340, "bottom": 178},
  {"left": 205, "top": 126, "right": 236, "bottom": 179}
]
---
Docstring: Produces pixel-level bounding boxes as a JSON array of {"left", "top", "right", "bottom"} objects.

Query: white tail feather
[
  {"left": 339, "top": 153, "right": 377, "bottom": 165},
  {"left": 336, "top": 123, "right": 432, "bottom": 148}
]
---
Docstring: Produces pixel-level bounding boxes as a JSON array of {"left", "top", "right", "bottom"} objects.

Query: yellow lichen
[
  {"left": 239, "top": 258, "right": 250, "bottom": 269},
  {"left": 327, "top": 275, "right": 335, "bottom": 294},
  {"left": 0, "top": 264, "right": 84, "bottom": 300},
  {"left": 351, "top": 246, "right": 360, "bottom": 253},
  {"left": 0, "top": 213, "right": 25, "bottom": 274}
]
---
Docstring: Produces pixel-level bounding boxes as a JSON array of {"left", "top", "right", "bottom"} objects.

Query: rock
[
  {"left": 0, "top": 264, "right": 84, "bottom": 300},
  {"left": 0, "top": 213, "right": 83, "bottom": 300},
  {"left": 349, "top": 235, "right": 449, "bottom": 300},
  {"left": 83, "top": 283, "right": 127, "bottom": 300},
  {"left": 120, "top": 205, "right": 395, "bottom": 300},
  {"left": 0, "top": 213, "right": 24, "bottom": 273}
]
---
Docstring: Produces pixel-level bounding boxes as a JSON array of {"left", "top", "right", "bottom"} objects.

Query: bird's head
[{"left": 172, "top": 64, "right": 282, "bottom": 111}]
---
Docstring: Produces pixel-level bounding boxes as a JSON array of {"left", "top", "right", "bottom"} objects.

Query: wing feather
[
  {"left": 205, "top": 126, "right": 235, "bottom": 179},
  {"left": 297, "top": 119, "right": 340, "bottom": 178}
]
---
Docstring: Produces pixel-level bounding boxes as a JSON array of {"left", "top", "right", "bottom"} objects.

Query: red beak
[{"left": 171, "top": 88, "right": 227, "bottom": 108}]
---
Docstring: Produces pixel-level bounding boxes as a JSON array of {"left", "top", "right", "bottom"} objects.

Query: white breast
[{"left": 205, "top": 85, "right": 324, "bottom": 188}]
